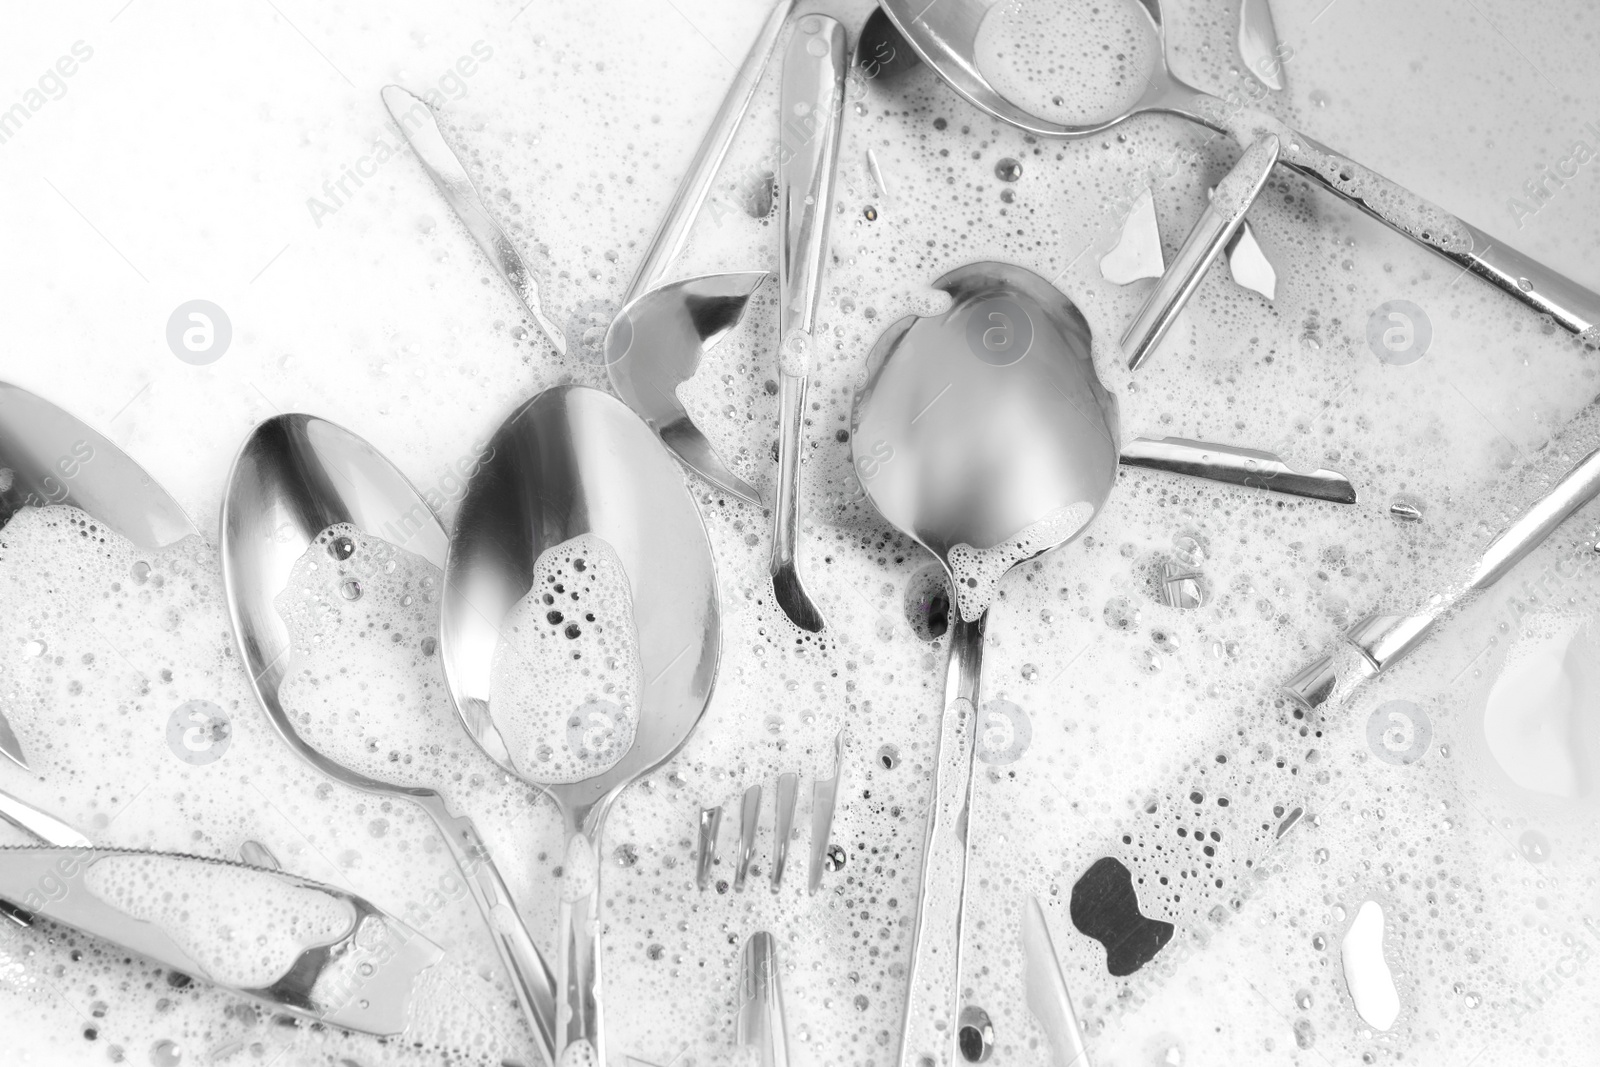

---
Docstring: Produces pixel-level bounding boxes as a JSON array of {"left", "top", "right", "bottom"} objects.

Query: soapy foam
[
  {"left": 948, "top": 502, "right": 1095, "bottom": 621},
  {"left": 974, "top": 0, "right": 1160, "bottom": 127},
  {"left": 3, "top": 0, "right": 1600, "bottom": 1063},
  {"left": 83, "top": 854, "right": 355, "bottom": 989},
  {"left": 488, "top": 533, "right": 642, "bottom": 784}
]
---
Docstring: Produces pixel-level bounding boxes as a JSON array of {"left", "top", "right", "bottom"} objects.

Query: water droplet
[
  {"left": 824, "top": 844, "right": 847, "bottom": 871},
  {"left": 22, "top": 639, "right": 45, "bottom": 658},
  {"left": 877, "top": 744, "right": 900, "bottom": 769},
  {"left": 339, "top": 579, "right": 362, "bottom": 601},
  {"left": 149, "top": 1040, "right": 183, "bottom": 1067},
  {"left": 131, "top": 560, "right": 152, "bottom": 583},
  {"left": 864, "top": 205, "right": 878, "bottom": 221},
  {"left": 614, "top": 843, "right": 638, "bottom": 867},
  {"left": 1295, "top": 989, "right": 1314, "bottom": 1009},
  {"left": 646, "top": 943, "right": 664, "bottom": 960},
  {"left": 1519, "top": 828, "right": 1551, "bottom": 863},
  {"left": 1020, "top": 663, "right": 1038, "bottom": 681},
  {"left": 994, "top": 158, "right": 1023, "bottom": 182},
  {"left": 327, "top": 536, "right": 355, "bottom": 561}
]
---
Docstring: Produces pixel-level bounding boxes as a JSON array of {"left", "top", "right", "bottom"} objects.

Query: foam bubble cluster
[
  {"left": 974, "top": 0, "right": 1160, "bottom": 126},
  {"left": 947, "top": 501, "right": 1095, "bottom": 620},
  {"left": 488, "top": 533, "right": 642, "bottom": 784}
]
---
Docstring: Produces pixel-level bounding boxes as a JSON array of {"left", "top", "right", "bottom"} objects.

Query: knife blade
[
  {"left": 382, "top": 85, "right": 567, "bottom": 354},
  {"left": 0, "top": 847, "right": 442, "bottom": 1036}
]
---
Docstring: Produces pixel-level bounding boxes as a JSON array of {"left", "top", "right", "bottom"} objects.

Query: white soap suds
[
  {"left": 488, "top": 533, "right": 642, "bottom": 784},
  {"left": 948, "top": 502, "right": 1095, "bottom": 621},
  {"left": 974, "top": 0, "right": 1160, "bottom": 126}
]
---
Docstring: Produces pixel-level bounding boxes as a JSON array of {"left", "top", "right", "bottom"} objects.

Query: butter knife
[
  {"left": 382, "top": 85, "right": 567, "bottom": 354},
  {"left": 0, "top": 846, "right": 442, "bottom": 1036}
]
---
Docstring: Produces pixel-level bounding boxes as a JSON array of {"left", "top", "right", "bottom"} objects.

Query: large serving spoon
[
  {"left": 852, "top": 262, "right": 1119, "bottom": 1067},
  {"left": 871, "top": 0, "right": 1600, "bottom": 339},
  {"left": 769, "top": 14, "right": 848, "bottom": 633},
  {"left": 439, "top": 385, "right": 721, "bottom": 1067},
  {"left": 219, "top": 414, "right": 558, "bottom": 1063}
]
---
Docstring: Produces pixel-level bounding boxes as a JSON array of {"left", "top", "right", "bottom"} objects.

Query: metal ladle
[
  {"left": 219, "top": 413, "right": 558, "bottom": 1062},
  {"left": 439, "top": 385, "right": 721, "bottom": 1067},
  {"left": 869, "top": 0, "right": 1600, "bottom": 340},
  {"left": 852, "top": 262, "right": 1119, "bottom": 1067}
]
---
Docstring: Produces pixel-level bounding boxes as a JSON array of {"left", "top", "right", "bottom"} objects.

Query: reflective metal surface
[
  {"left": 875, "top": 0, "right": 1600, "bottom": 339},
  {"left": 852, "top": 261, "right": 1118, "bottom": 1067},
  {"left": 383, "top": 85, "right": 567, "bottom": 354},
  {"left": 438, "top": 384, "right": 720, "bottom": 1067},
  {"left": 609, "top": 0, "right": 794, "bottom": 504},
  {"left": 738, "top": 930, "right": 791, "bottom": 1067},
  {"left": 0, "top": 380, "right": 197, "bottom": 552},
  {"left": 0, "top": 380, "right": 195, "bottom": 844},
  {"left": 607, "top": 272, "right": 770, "bottom": 506},
  {"left": 219, "top": 413, "right": 558, "bottom": 1060},
  {"left": 769, "top": 14, "right": 846, "bottom": 633},
  {"left": 1120, "top": 435, "right": 1357, "bottom": 504},
  {"left": 1284, "top": 444, "right": 1600, "bottom": 708},
  {"left": 1123, "top": 133, "right": 1280, "bottom": 371},
  {"left": 0, "top": 847, "right": 442, "bottom": 1036},
  {"left": 1237, "top": 0, "right": 1284, "bottom": 91}
]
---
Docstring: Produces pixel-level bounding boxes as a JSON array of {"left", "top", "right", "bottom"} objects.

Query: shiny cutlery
[{"left": 383, "top": 84, "right": 567, "bottom": 353}]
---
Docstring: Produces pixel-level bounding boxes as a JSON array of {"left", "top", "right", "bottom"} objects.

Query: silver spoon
[
  {"left": 218, "top": 413, "right": 558, "bottom": 1062},
  {"left": 769, "top": 14, "right": 847, "bottom": 633},
  {"left": 872, "top": 0, "right": 1600, "bottom": 340},
  {"left": 439, "top": 385, "right": 721, "bottom": 1067},
  {"left": 0, "top": 380, "right": 196, "bottom": 844},
  {"left": 852, "top": 262, "right": 1118, "bottom": 1067}
]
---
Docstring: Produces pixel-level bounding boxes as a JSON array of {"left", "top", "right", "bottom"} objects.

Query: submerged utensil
[
  {"left": 440, "top": 385, "right": 721, "bottom": 1067},
  {"left": 1284, "top": 443, "right": 1600, "bottom": 709},
  {"left": 383, "top": 85, "right": 567, "bottom": 354},
  {"left": 1120, "top": 435, "right": 1356, "bottom": 504},
  {"left": 736, "top": 782, "right": 762, "bottom": 890},
  {"left": 853, "top": 262, "right": 1119, "bottom": 1067},
  {"left": 0, "top": 847, "right": 442, "bottom": 1036},
  {"left": 608, "top": 0, "right": 794, "bottom": 505},
  {"left": 875, "top": 0, "right": 1600, "bottom": 339},
  {"left": 808, "top": 729, "right": 844, "bottom": 894},
  {"left": 1123, "top": 133, "right": 1280, "bottom": 370},
  {"left": 769, "top": 14, "right": 847, "bottom": 633},
  {"left": 770, "top": 771, "right": 799, "bottom": 890},
  {"left": 1237, "top": 0, "right": 1285, "bottom": 92},
  {"left": 1020, "top": 895, "right": 1091, "bottom": 1067},
  {"left": 219, "top": 413, "right": 558, "bottom": 1061},
  {"left": 608, "top": 273, "right": 771, "bottom": 506},
  {"left": 0, "top": 380, "right": 197, "bottom": 842},
  {"left": 737, "top": 930, "right": 791, "bottom": 1067}
]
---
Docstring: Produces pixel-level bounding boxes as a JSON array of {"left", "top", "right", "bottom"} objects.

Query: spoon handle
[
  {"left": 898, "top": 615, "right": 984, "bottom": 1067},
  {"left": 555, "top": 825, "right": 607, "bottom": 1066},
  {"left": 1269, "top": 124, "right": 1600, "bottom": 339},
  {"left": 770, "top": 16, "right": 847, "bottom": 633},
  {"left": 417, "top": 795, "right": 558, "bottom": 1063}
]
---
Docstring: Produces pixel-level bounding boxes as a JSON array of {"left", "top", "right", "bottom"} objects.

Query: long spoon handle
[
  {"left": 555, "top": 813, "right": 608, "bottom": 1067},
  {"left": 771, "top": 16, "right": 848, "bottom": 632},
  {"left": 418, "top": 795, "right": 558, "bottom": 1064},
  {"left": 898, "top": 615, "right": 984, "bottom": 1067},
  {"left": 1271, "top": 124, "right": 1600, "bottom": 339}
]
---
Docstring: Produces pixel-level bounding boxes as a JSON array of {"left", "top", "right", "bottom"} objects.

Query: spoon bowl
[
  {"left": 219, "top": 413, "right": 558, "bottom": 1060},
  {"left": 440, "top": 384, "right": 721, "bottom": 1066},
  {"left": 852, "top": 262, "right": 1118, "bottom": 1067}
]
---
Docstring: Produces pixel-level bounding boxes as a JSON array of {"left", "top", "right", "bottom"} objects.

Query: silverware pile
[{"left": 4, "top": 1, "right": 1600, "bottom": 1065}]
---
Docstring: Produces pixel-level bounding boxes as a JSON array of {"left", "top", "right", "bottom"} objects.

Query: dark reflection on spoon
[{"left": 1070, "top": 856, "right": 1174, "bottom": 976}]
